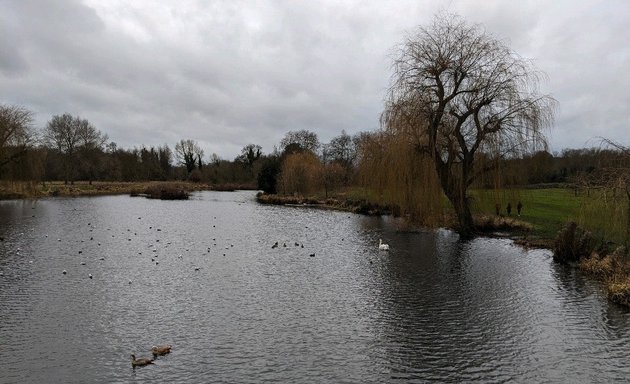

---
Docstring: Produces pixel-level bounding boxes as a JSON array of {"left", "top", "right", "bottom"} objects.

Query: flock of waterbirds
[
  {"left": 40, "top": 215, "right": 360, "bottom": 281},
  {"left": 2, "top": 217, "right": 391, "bottom": 283},
  {"left": 47, "top": 216, "right": 231, "bottom": 280},
  {"left": 2, "top": 204, "right": 391, "bottom": 369},
  {"left": 1, "top": 209, "right": 392, "bottom": 285}
]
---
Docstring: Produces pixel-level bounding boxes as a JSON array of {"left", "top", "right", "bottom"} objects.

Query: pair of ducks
[{"left": 130, "top": 345, "right": 172, "bottom": 367}]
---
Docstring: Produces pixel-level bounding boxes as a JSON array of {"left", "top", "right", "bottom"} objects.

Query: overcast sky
[{"left": 1, "top": 0, "right": 628, "bottom": 159}]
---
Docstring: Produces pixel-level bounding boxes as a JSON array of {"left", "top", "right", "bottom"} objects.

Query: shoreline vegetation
[{"left": 0, "top": 180, "right": 256, "bottom": 200}]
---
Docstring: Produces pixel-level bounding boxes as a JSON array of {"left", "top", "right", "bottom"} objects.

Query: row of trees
[
  {"left": 1, "top": 103, "right": 627, "bottom": 190},
  {"left": 2, "top": 101, "right": 630, "bottom": 236},
  {"left": 0, "top": 108, "right": 261, "bottom": 185},
  {"left": 0, "top": 106, "right": 363, "bottom": 189}
]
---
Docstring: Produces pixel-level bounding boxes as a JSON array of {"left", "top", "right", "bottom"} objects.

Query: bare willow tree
[
  {"left": 357, "top": 129, "right": 443, "bottom": 224},
  {"left": 0, "top": 104, "right": 35, "bottom": 177},
  {"left": 278, "top": 151, "right": 322, "bottom": 196},
  {"left": 384, "top": 13, "right": 556, "bottom": 236}
]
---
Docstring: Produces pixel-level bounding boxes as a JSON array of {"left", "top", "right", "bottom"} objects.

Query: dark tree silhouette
[
  {"left": 44, "top": 113, "right": 107, "bottom": 184},
  {"left": 0, "top": 104, "right": 35, "bottom": 176},
  {"left": 175, "top": 139, "right": 204, "bottom": 174}
]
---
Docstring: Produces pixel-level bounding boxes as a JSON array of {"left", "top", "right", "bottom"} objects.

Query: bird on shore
[
  {"left": 152, "top": 345, "right": 172, "bottom": 356},
  {"left": 131, "top": 354, "right": 154, "bottom": 367},
  {"left": 378, "top": 239, "right": 390, "bottom": 251}
]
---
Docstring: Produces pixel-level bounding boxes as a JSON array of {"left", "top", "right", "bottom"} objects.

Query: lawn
[
  {"left": 472, "top": 188, "right": 629, "bottom": 244},
  {"left": 471, "top": 188, "right": 583, "bottom": 238}
]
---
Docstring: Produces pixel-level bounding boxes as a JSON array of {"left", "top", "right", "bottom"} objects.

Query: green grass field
[
  {"left": 471, "top": 188, "right": 583, "bottom": 238},
  {"left": 326, "top": 186, "right": 628, "bottom": 243},
  {"left": 472, "top": 188, "right": 629, "bottom": 244}
]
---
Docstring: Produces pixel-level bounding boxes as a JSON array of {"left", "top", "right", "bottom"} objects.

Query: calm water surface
[{"left": 1, "top": 191, "right": 629, "bottom": 383}]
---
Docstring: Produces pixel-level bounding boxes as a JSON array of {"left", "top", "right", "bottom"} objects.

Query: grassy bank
[
  {"left": 258, "top": 187, "right": 582, "bottom": 242},
  {"left": 471, "top": 188, "right": 584, "bottom": 240},
  {"left": 256, "top": 192, "right": 393, "bottom": 215},
  {"left": 0, "top": 180, "right": 256, "bottom": 199},
  {"left": 472, "top": 187, "right": 629, "bottom": 246}
]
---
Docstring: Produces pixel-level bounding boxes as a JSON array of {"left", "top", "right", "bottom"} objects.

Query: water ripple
[{"left": 1, "top": 192, "right": 630, "bottom": 383}]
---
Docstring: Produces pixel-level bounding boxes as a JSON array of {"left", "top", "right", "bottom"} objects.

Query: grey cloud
[{"left": 1, "top": 0, "right": 629, "bottom": 159}]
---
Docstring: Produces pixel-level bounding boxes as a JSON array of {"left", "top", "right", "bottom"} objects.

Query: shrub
[
  {"left": 553, "top": 221, "right": 595, "bottom": 263},
  {"left": 144, "top": 183, "right": 189, "bottom": 200},
  {"left": 189, "top": 169, "right": 202, "bottom": 183},
  {"left": 608, "top": 282, "right": 630, "bottom": 307}
]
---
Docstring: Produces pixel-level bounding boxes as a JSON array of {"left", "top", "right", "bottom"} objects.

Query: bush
[
  {"left": 189, "top": 169, "right": 202, "bottom": 183},
  {"left": 258, "top": 157, "right": 280, "bottom": 194},
  {"left": 552, "top": 221, "right": 595, "bottom": 263},
  {"left": 144, "top": 183, "right": 189, "bottom": 200},
  {"left": 608, "top": 280, "right": 630, "bottom": 307}
]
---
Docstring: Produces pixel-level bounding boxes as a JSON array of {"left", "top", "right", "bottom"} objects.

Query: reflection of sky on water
[{"left": 1, "top": 192, "right": 629, "bottom": 382}]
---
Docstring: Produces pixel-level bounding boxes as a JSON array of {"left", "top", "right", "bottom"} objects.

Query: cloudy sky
[{"left": 1, "top": 0, "right": 628, "bottom": 159}]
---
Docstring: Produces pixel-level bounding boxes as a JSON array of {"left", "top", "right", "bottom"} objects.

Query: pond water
[{"left": 1, "top": 190, "right": 629, "bottom": 383}]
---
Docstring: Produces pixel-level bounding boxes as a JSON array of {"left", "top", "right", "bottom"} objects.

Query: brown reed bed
[
  {"left": 553, "top": 221, "right": 630, "bottom": 307},
  {"left": 474, "top": 214, "right": 534, "bottom": 233},
  {"left": 255, "top": 193, "right": 392, "bottom": 215}
]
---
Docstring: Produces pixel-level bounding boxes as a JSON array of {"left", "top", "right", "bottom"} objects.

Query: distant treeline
[{"left": 0, "top": 104, "right": 627, "bottom": 193}]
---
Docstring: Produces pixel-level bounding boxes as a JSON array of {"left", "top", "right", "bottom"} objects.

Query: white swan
[{"left": 378, "top": 239, "right": 389, "bottom": 251}]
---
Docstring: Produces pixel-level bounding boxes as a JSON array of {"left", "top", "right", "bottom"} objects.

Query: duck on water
[
  {"left": 152, "top": 345, "right": 172, "bottom": 356},
  {"left": 130, "top": 354, "right": 154, "bottom": 367}
]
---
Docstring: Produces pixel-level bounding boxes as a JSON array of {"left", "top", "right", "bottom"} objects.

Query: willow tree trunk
[{"left": 435, "top": 159, "right": 474, "bottom": 238}]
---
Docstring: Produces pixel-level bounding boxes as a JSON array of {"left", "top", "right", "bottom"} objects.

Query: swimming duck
[
  {"left": 378, "top": 239, "right": 390, "bottom": 251},
  {"left": 131, "top": 354, "right": 154, "bottom": 367},
  {"left": 151, "top": 345, "right": 172, "bottom": 356}
]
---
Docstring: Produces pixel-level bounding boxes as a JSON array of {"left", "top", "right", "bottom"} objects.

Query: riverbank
[
  {"left": 256, "top": 192, "right": 549, "bottom": 245},
  {"left": 0, "top": 180, "right": 256, "bottom": 199},
  {"left": 256, "top": 192, "right": 394, "bottom": 215}
]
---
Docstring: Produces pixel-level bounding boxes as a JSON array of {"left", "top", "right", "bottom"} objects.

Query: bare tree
[
  {"left": 0, "top": 104, "right": 35, "bottom": 176},
  {"left": 236, "top": 144, "right": 262, "bottom": 167},
  {"left": 175, "top": 139, "right": 204, "bottom": 174},
  {"left": 280, "top": 130, "right": 320, "bottom": 154},
  {"left": 44, "top": 113, "right": 106, "bottom": 184},
  {"left": 384, "top": 13, "right": 556, "bottom": 236},
  {"left": 324, "top": 130, "right": 356, "bottom": 168}
]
